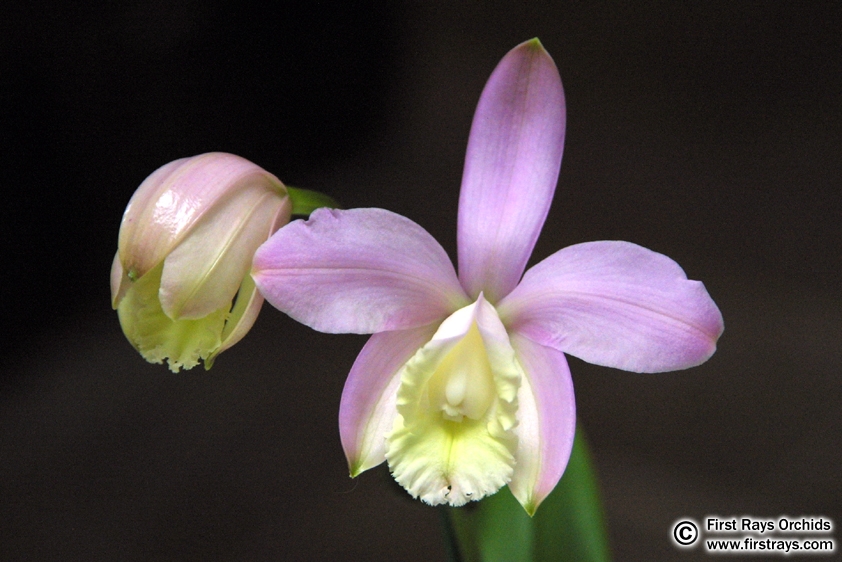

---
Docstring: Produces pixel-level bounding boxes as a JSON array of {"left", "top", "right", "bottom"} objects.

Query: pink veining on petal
[
  {"left": 457, "top": 39, "right": 566, "bottom": 303},
  {"left": 253, "top": 208, "right": 469, "bottom": 335},
  {"left": 507, "top": 332, "right": 576, "bottom": 514},
  {"left": 339, "top": 323, "right": 440, "bottom": 476},
  {"left": 498, "top": 241, "right": 724, "bottom": 373}
]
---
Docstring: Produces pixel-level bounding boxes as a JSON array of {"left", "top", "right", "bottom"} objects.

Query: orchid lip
[{"left": 385, "top": 295, "right": 522, "bottom": 507}]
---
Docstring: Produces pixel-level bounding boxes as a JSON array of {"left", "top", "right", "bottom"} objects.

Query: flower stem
[{"left": 286, "top": 186, "right": 340, "bottom": 216}]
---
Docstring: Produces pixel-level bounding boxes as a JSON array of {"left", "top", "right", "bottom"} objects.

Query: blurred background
[{"left": 1, "top": 2, "right": 839, "bottom": 560}]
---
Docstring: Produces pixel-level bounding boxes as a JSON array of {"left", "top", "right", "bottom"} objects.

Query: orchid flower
[
  {"left": 252, "top": 39, "right": 723, "bottom": 514},
  {"left": 112, "top": 153, "right": 292, "bottom": 372}
]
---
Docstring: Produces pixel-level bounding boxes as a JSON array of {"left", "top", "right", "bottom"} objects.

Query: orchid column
[{"left": 253, "top": 38, "right": 723, "bottom": 519}]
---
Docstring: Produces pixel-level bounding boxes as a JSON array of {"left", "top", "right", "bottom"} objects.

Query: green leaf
[
  {"left": 443, "top": 426, "right": 611, "bottom": 562},
  {"left": 286, "top": 186, "right": 340, "bottom": 216},
  {"left": 533, "top": 427, "right": 612, "bottom": 561}
]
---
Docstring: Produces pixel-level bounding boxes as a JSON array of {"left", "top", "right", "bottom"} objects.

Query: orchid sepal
[
  {"left": 457, "top": 38, "right": 566, "bottom": 303},
  {"left": 117, "top": 153, "right": 287, "bottom": 283}
]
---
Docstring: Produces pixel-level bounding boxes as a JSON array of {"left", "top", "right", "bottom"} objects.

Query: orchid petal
[
  {"left": 498, "top": 241, "right": 724, "bottom": 373},
  {"left": 110, "top": 251, "right": 130, "bottom": 308},
  {"left": 507, "top": 333, "right": 576, "bottom": 515},
  {"left": 210, "top": 202, "right": 295, "bottom": 364},
  {"left": 119, "top": 153, "right": 283, "bottom": 279},
  {"left": 253, "top": 208, "right": 470, "bottom": 334},
  {"left": 116, "top": 157, "right": 187, "bottom": 279},
  {"left": 457, "top": 39, "right": 566, "bottom": 302},
  {"left": 340, "top": 323, "right": 440, "bottom": 477},
  {"left": 160, "top": 187, "right": 290, "bottom": 320}
]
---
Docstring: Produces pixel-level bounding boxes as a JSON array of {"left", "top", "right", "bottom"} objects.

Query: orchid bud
[{"left": 111, "top": 153, "right": 292, "bottom": 372}]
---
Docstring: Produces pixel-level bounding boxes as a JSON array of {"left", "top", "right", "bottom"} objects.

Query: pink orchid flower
[{"left": 252, "top": 39, "right": 723, "bottom": 514}]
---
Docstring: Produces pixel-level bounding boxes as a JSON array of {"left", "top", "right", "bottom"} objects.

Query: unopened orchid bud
[{"left": 111, "top": 152, "right": 292, "bottom": 372}]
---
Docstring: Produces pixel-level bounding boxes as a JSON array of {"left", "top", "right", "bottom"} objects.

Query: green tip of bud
[{"left": 127, "top": 268, "right": 139, "bottom": 282}]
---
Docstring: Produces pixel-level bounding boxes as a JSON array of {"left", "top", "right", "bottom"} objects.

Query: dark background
[{"left": 1, "top": 2, "right": 840, "bottom": 560}]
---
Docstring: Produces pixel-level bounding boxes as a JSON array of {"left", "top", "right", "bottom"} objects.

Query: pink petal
[
  {"left": 457, "top": 39, "right": 566, "bottom": 303},
  {"left": 110, "top": 251, "right": 130, "bottom": 308},
  {"left": 212, "top": 202, "right": 294, "bottom": 360},
  {"left": 498, "top": 241, "right": 725, "bottom": 373},
  {"left": 160, "top": 187, "right": 290, "bottom": 320},
  {"left": 339, "top": 323, "right": 439, "bottom": 476},
  {"left": 252, "top": 208, "right": 469, "bottom": 334},
  {"left": 119, "top": 153, "right": 280, "bottom": 279},
  {"left": 117, "top": 157, "right": 188, "bottom": 278},
  {"left": 507, "top": 332, "right": 576, "bottom": 515},
  {"left": 212, "top": 199, "right": 292, "bottom": 354}
]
